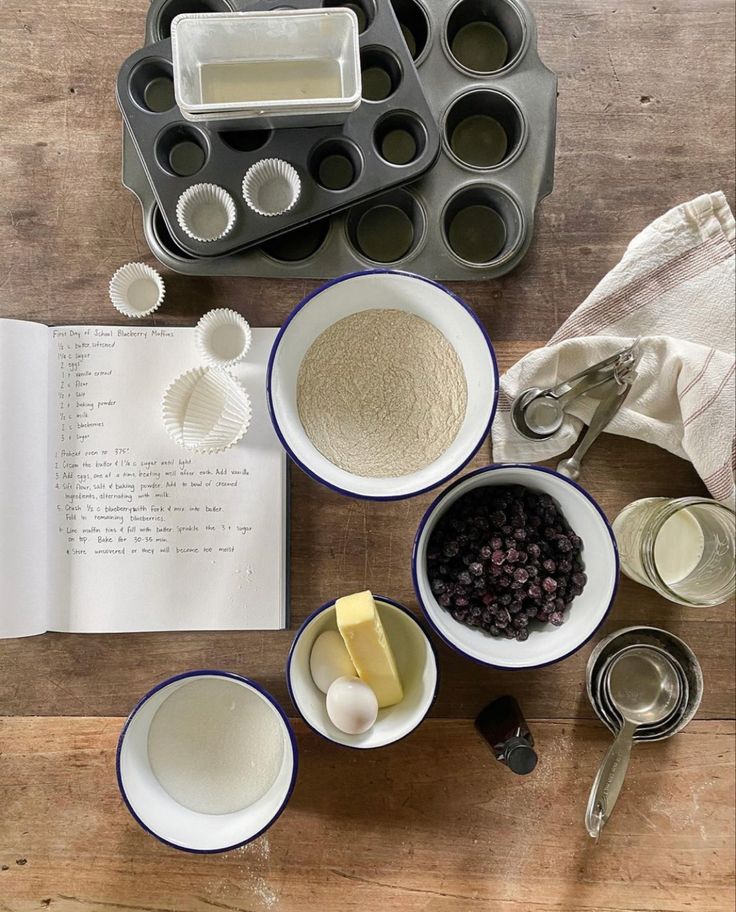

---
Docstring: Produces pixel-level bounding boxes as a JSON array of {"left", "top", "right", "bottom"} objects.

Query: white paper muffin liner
[
  {"left": 176, "top": 183, "right": 237, "bottom": 242},
  {"left": 195, "top": 308, "right": 253, "bottom": 369},
  {"left": 109, "top": 262, "right": 165, "bottom": 318},
  {"left": 242, "top": 159, "right": 301, "bottom": 217},
  {"left": 162, "top": 367, "right": 252, "bottom": 453}
]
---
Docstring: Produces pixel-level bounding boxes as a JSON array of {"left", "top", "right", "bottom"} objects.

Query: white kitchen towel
[{"left": 492, "top": 191, "right": 736, "bottom": 505}]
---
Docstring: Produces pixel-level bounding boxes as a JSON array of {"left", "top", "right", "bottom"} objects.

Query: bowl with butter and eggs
[{"left": 287, "top": 590, "right": 438, "bottom": 748}]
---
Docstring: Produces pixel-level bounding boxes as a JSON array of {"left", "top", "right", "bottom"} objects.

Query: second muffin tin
[{"left": 123, "top": 0, "right": 557, "bottom": 279}]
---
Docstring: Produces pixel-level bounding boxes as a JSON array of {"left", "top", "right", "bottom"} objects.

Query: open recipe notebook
[{"left": 0, "top": 319, "right": 287, "bottom": 638}]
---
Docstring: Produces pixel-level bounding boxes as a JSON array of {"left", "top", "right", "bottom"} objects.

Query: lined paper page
[
  {"left": 46, "top": 326, "right": 286, "bottom": 633},
  {"left": 0, "top": 320, "right": 50, "bottom": 637}
]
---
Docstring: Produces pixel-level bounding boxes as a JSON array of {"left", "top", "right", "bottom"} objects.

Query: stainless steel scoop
[
  {"left": 585, "top": 646, "right": 682, "bottom": 839},
  {"left": 511, "top": 340, "right": 640, "bottom": 442}
]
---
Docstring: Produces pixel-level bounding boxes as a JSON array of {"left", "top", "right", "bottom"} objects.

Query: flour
[
  {"left": 147, "top": 678, "right": 285, "bottom": 815},
  {"left": 296, "top": 309, "right": 468, "bottom": 477}
]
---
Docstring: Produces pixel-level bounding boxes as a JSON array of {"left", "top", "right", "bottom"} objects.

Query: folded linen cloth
[{"left": 492, "top": 191, "right": 736, "bottom": 506}]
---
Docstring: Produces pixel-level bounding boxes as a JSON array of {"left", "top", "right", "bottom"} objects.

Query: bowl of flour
[
  {"left": 117, "top": 671, "right": 297, "bottom": 852},
  {"left": 267, "top": 270, "right": 498, "bottom": 499}
]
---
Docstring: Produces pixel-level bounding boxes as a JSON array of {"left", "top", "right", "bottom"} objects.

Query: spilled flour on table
[{"left": 202, "top": 835, "right": 278, "bottom": 909}]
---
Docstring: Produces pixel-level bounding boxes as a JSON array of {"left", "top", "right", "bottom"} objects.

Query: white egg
[
  {"left": 326, "top": 676, "right": 379, "bottom": 735},
  {"left": 309, "top": 630, "right": 356, "bottom": 694}
]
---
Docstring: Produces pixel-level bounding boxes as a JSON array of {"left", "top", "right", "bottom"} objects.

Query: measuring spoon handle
[
  {"left": 585, "top": 721, "right": 636, "bottom": 839},
  {"left": 557, "top": 378, "right": 632, "bottom": 480}
]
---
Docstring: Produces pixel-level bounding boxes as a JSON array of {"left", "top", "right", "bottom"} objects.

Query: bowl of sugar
[
  {"left": 117, "top": 671, "right": 298, "bottom": 853},
  {"left": 267, "top": 269, "right": 498, "bottom": 500}
]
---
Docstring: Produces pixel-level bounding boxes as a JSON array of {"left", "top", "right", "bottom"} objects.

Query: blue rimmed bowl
[
  {"left": 287, "top": 596, "right": 439, "bottom": 748},
  {"left": 412, "top": 465, "right": 619, "bottom": 669},
  {"left": 266, "top": 269, "right": 498, "bottom": 500},
  {"left": 116, "top": 670, "right": 298, "bottom": 853}
]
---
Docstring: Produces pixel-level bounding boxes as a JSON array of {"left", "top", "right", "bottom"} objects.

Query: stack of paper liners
[
  {"left": 335, "top": 590, "right": 404, "bottom": 708},
  {"left": 162, "top": 366, "right": 251, "bottom": 453}
]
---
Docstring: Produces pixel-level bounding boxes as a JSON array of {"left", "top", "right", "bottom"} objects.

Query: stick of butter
[{"left": 335, "top": 591, "right": 403, "bottom": 708}]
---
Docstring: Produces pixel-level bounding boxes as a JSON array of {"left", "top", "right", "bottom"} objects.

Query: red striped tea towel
[{"left": 492, "top": 191, "right": 735, "bottom": 505}]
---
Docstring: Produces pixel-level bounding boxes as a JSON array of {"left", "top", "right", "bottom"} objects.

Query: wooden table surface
[{"left": 1, "top": 0, "right": 734, "bottom": 909}]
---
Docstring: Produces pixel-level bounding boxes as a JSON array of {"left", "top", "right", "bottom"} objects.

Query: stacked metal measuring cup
[{"left": 584, "top": 626, "right": 704, "bottom": 838}]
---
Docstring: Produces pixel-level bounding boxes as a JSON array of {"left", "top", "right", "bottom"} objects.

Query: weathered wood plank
[{"left": 0, "top": 717, "right": 733, "bottom": 912}]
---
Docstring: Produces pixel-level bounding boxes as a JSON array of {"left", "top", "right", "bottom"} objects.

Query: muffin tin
[
  {"left": 117, "top": 0, "right": 441, "bottom": 258},
  {"left": 122, "top": 0, "right": 557, "bottom": 279}
]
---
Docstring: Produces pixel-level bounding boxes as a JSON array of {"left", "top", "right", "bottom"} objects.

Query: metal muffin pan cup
[
  {"left": 586, "top": 626, "right": 704, "bottom": 743},
  {"left": 124, "top": 0, "right": 556, "bottom": 278},
  {"left": 117, "top": 0, "right": 441, "bottom": 259}
]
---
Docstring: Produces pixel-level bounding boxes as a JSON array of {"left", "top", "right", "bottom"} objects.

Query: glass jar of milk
[{"left": 612, "top": 497, "right": 736, "bottom": 607}]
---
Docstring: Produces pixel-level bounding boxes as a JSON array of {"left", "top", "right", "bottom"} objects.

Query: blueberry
[
  {"left": 469, "top": 562, "right": 484, "bottom": 577},
  {"left": 542, "top": 577, "right": 558, "bottom": 593},
  {"left": 513, "top": 567, "right": 529, "bottom": 584},
  {"left": 491, "top": 550, "right": 506, "bottom": 566},
  {"left": 549, "top": 611, "right": 565, "bottom": 626},
  {"left": 516, "top": 627, "right": 530, "bottom": 641},
  {"left": 543, "top": 559, "right": 557, "bottom": 573},
  {"left": 506, "top": 548, "right": 520, "bottom": 563}
]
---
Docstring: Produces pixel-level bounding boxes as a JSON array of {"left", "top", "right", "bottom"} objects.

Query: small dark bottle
[{"left": 475, "top": 695, "right": 538, "bottom": 775}]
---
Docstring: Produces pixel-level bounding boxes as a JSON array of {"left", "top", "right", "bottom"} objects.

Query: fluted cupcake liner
[
  {"left": 176, "top": 183, "right": 237, "bottom": 242},
  {"left": 162, "top": 367, "right": 252, "bottom": 454},
  {"left": 109, "top": 262, "right": 165, "bottom": 318},
  {"left": 195, "top": 308, "right": 253, "bottom": 369},
  {"left": 242, "top": 158, "right": 301, "bottom": 217}
]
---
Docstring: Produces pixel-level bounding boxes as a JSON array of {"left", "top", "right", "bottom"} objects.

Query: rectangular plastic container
[{"left": 171, "top": 9, "right": 361, "bottom": 128}]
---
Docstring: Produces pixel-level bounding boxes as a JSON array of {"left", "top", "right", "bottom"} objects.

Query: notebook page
[
  {"left": 0, "top": 319, "right": 50, "bottom": 637},
  {"left": 47, "top": 326, "right": 286, "bottom": 632}
]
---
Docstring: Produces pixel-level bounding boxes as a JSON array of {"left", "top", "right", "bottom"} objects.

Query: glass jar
[{"left": 612, "top": 496, "right": 736, "bottom": 607}]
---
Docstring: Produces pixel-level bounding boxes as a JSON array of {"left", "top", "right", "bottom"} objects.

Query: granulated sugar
[
  {"left": 296, "top": 309, "right": 468, "bottom": 477},
  {"left": 147, "top": 678, "right": 285, "bottom": 815}
]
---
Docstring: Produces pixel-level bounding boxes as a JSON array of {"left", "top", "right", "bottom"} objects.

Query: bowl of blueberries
[{"left": 412, "top": 464, "right": 619, "bottom": 669}]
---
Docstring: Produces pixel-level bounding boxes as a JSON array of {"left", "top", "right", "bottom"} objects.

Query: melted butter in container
[{"left": 171, "top": 9, "right": 362, "bottom": 129}]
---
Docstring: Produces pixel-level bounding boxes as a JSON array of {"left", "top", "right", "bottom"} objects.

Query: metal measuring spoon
[
  {"left": 557, "top": 363, "right": 636, "bottom": 479},
  {"left": 511, "top": 340, "right": 640, "bottom": 442},
  {"left": 511, "top": 371, "right": 616, "bottom": 440},
  {"left": 585, "top": 647, "right": 681, "bottom": 839}
]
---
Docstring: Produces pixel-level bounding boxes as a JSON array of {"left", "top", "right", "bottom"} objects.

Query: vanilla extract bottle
[{"left": 475, "top": 695, "right": 538, "bottom": 775}]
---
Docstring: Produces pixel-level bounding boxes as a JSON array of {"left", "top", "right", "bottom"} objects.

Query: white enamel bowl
[
  {"left": 287, "top": 597, "right": 439, "bottom": 748},
  {"left": 116, "top": 671, "right": 298, "bottom": 853},
  {"left": 267, "top": 270, "right": 498, "bottom": 500},
  {"left": 413, "top": 465, "right": 620, "bottom": 669}
]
